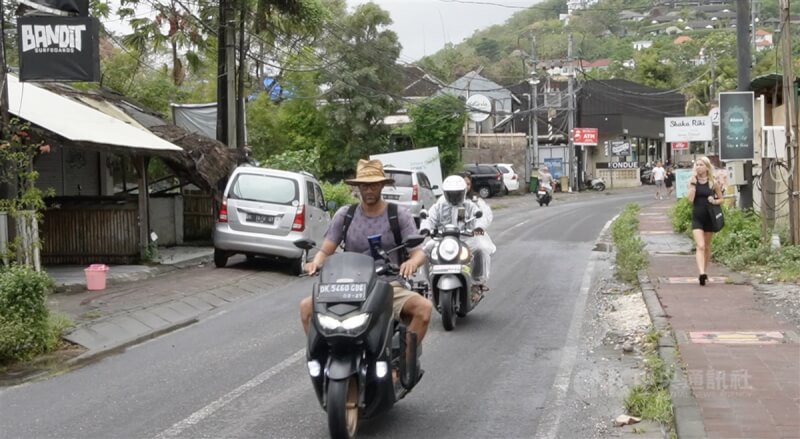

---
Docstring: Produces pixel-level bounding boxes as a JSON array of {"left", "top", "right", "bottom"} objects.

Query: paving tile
[
  {"left": 195, "top": 291, "right": 228, "bottom": 307},
  {"left": 148, "top": 304, "right": 186, "bottom": 324},
  {"left": 112, "top": 315, "right": 151, "bottom": 336},
  {"left": 166, "top": 300, "right": 200, "bottom": 318},
  {"left": 130, "top": 310, "right": 170, "bottom": 329},
  {"left": 181, "top": 296, "right": 215, "bottom": 313}
]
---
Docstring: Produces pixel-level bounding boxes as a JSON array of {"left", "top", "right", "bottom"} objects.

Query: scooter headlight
[
  {"left": 438, "top": 237, "right": 460, "bottom": 262},
  {"left": 316, "top": 313, "right": 371, "bottom": 332}
]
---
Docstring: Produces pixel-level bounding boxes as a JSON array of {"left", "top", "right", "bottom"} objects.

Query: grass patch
[
  {"left": 79, "top": 310, "right": 103, "bottom": 321},
  {"left": 624, "top": 328, "right": 675, "bottom": 429},
  {"left": 611, "top": 203, "right": 649, "bottom": 285},
  {"left": 669, "top": 200, "right": 800, "bottom": 281}
]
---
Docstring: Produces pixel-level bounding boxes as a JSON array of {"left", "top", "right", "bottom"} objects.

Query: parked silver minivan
[
  {"left": 381, "top": 168, "right": 438, "bottom": 226},
  {"left": 213, "top": 166, "right": 331, "bottom": 273}
]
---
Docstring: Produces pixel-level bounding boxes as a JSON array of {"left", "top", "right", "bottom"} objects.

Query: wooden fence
[
  {"left": 40, "top": 204, "right": 140, "bottom": 265},
  {"left": 183, "top": 190, "right": 214, "bottom": 242}
]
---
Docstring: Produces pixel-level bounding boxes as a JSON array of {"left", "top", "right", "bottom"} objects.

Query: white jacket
[{"left": 420, "top": 197, "right": 490, "bottom": 233}]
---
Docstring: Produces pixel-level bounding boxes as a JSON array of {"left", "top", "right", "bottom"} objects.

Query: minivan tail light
[
  {"left": 292, "top": 205, "right": 306, "bottom": 231},
  {"left": 412, "top": 184, "right": 419, "bottom": 201},
  {"left": 219, "top": 198, "right": 228, "bottom": 223}
]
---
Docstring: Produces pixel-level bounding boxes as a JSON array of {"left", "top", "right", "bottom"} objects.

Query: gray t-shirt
[{"left": 325, "top": 204, "right": 419, "bottom": 267}]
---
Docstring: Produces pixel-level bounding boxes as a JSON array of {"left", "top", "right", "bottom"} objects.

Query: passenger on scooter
[
  {"left": 538, "top": 165, "right": 555, "bottom": 196},
  {"left": 299, "top": 159, "right": 433, "bottom": 348},
  {"left": 419, "top": 175, "right": 493, "bottom": 300},
  {"left": 462, "top": 172, "right": 493, "bottom": 226}
]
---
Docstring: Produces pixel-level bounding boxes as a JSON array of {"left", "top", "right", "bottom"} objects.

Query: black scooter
[{"left": 294, "top": 235, "right": 425, "bottom": 439}]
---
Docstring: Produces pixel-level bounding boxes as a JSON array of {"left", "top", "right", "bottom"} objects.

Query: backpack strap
[
  {"left": 341, "top": 204, "right": 358, "bottom": 251},
  {"left": 387, "top": 203, "right": 408, "bottom": 262}
]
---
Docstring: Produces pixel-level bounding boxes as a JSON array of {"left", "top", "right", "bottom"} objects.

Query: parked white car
[
  {"left": 496, "top": 163, "right": 520, "bottom": 193},
  {"left": 213, "top": 166, "right": 331, "bottom": 274},
  {"left": 380, "top": 167, "right": 438, "bottom": 226}
]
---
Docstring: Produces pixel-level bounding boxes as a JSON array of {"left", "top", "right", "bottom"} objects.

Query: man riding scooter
[
  {"left": 537, "top": 165, "right": 555, "bottom": 206},
  {"left": 420, "top": 175, "right": 494, "bottom": 302}
]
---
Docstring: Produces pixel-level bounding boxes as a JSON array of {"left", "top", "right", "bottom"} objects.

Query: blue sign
[
  {"left": 675, "top": 169, "right": 692, "bottom": 199},
  {"left": 544, "top": 158, "right": 563, "bottom": 178}
]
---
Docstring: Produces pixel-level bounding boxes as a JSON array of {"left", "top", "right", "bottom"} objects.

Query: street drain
[{"left": 593, "top": 242, "right": 612, "bottom": 252}]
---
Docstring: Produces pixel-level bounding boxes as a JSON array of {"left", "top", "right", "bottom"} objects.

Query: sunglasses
[{"left": 357, "top": 182, "right": 383, "bottom": 191}]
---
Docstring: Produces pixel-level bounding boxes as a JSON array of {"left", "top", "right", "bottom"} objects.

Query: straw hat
[{"left": 345, "top": 159, "right": 395, "bottom": 185}]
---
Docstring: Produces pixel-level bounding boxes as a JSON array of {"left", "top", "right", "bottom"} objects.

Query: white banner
[{"left": 664, "top": 116, "right": 712, "bottom": 142}]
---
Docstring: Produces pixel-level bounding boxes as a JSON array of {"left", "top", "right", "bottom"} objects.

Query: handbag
[{"left": 708, "top": 202, "right": 724, "bottom": 232}]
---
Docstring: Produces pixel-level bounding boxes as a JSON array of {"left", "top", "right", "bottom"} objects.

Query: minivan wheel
[
  {"left": 293, "top": 249, "right": 308, "bottom": 276},
  {"left": 478, "top": 186, "right": 491, "bottom": 198},
  {"left": 214, "top": 249, "right": 229, "bottom": 268}
]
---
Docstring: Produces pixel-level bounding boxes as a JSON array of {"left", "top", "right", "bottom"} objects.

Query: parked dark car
[{"left": 463, "top": 163, "right": 505, "bottom": 198}]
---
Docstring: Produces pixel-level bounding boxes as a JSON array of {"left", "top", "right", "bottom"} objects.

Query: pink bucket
[{"left": 84, "top": 264, "right": 109, "bottom": 291}]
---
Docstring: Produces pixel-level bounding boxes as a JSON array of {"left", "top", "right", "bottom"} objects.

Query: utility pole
[
  {"left": 216, "top": 0, "right": 228, "bottom": 144},
  {"left": 736, "top": 0, "right": 754, "bottom": 209},
  {"left": 780, "top": 0, "right": 799, "bottom": 244},
  {"left": 225, "top": 0, "right": 237, "bottom": 150},
  {"left": 527, "top": 34, "right": 538, "bottom": 192},
  {"left": 567, "top": 33, "right": 576, "bottom": 192}
]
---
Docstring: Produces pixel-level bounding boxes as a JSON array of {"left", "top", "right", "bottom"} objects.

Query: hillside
[{"left": 416, "top": 0, "right": 791, "bottom": 113}]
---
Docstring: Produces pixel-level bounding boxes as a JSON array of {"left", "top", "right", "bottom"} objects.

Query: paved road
[{"left": 1, "top": 190, "right": 654, "bottom": 439}]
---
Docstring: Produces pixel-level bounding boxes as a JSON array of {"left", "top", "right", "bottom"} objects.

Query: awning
[{"left": 7, "top": 74, "right": 182, "bottom": 152}]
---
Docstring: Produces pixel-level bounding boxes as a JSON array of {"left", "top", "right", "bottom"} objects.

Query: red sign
[
  {"left": 573, "top": 128, "right": 598, "bottom": 145},
  {"left": 672, "top": 141, "right": 689, "bottom": 150}
]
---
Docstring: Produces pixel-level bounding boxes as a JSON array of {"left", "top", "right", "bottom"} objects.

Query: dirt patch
[
  {"left": 752, "top": 279, "right": 800, "bottom": 333},
  {"left": 0, "top": 341, "right": 86, "bottom": 386}
]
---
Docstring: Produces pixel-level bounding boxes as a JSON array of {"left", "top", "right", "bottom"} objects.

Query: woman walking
[{"left": 687, "top": 157, "right": 724, "bottom": 286}]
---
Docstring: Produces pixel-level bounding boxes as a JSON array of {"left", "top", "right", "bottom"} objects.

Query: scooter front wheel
[
  {"left": 441, "top": 289, "right": 457, "bottom": 331},
  {"left": 327, "top": 377, "right": 359, "bottom": 439}
]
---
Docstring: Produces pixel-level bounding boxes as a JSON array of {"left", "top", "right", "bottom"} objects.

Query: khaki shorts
[{"left": 390, "top": 281, "right": 416, "bottom": 322}]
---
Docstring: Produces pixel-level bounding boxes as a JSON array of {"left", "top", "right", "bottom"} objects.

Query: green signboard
[{"left": 719, "top": 91, "right": 754, "bottom": 161}]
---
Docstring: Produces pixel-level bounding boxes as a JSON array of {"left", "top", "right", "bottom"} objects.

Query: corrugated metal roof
[{"left": 7, "top": 74, "right": 182, "bottom": 152}]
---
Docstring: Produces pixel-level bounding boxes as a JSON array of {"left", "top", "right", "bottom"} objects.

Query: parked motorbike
[
  {"left": 585, "top": 177, "right": 606, "bottom": 191},
  {"left": 419, "top": 208, "right": 484, "bottom": 331},
  {"left": 536, "top": 183, "right": 552, "bottom": 206},
  {"left": 294, "top": 234, "right": 425, "bottom": 439}
]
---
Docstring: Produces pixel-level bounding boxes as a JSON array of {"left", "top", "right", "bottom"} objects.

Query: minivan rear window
[
  {"left": 229, "top": 174, "right": 298, "bottom": 205},
  {"left": 385, "top": 171, "right": 413, "bottom": 187}
]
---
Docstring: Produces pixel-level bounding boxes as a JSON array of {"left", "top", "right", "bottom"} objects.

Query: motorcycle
[
  {"left": 294, "top": 234, "right": 425, "bottom": 439},
  {"left": 536, "top": 183, "right": 552, "bottom": 206},
  {"left": 419, "top": 208, "right": 484, "bottom": 331},
  {"left": 585, "top": 177, "right": 606, "bottom": 191}
]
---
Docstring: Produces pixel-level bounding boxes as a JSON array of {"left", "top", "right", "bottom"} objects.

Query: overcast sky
[{"left": 348, "top": 0, "right": 533, "bottom": 62}]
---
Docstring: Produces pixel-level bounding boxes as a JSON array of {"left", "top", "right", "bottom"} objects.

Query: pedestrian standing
[
  {"left": 687, "top": 156, "right": 723, "bottom": 286},
  {"left": 651, "top": 160, "right": 666, "bottom": 199}
]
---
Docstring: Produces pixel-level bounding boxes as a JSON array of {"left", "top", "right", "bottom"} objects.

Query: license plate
[
  {"left": 246, "top": 213, "right": 274, "bottom": 224},
  {"left": 317, "top": 283, "right": 367, "bottom": 303},
  {"left": 431, "top": 264, "right": 463, "bottom": 274},
  {"left": 382, "top": 194, "right": 400, "bottom": 201},
  {"left": 538, "top": 191, "right": 546, "bottom": 195}
]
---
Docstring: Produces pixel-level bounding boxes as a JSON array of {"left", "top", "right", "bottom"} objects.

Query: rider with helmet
[{"left": 419, "top": 175, "right": 494, "bottom": 298}]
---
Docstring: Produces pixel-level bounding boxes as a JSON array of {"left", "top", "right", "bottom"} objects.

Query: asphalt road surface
[{"left": 1, "top": 189, "right": 654, "bottom": 439}]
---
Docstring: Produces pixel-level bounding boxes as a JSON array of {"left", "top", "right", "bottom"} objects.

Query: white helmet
[{"left": 442, "top": 175, "right": 467, "bottom": 205}]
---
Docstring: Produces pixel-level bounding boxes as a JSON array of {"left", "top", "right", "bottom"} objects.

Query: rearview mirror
[
  {"left": 432, "top": 185, "right": 439, "bottom": 190},
  {"left": 294, "top": 239, "right": 316, "bottom": 250},
  {"left": 474, "top": 210, "right": 483, "bottom": 219},
  {"left": 419, "top": 210, "right": 428, "bottom": 220},
  {"left": 404, "top": 234, "right": 425, "bottom": 248},
  {"left": 326, "top": 200, "right": 338, "bottom": 211}
]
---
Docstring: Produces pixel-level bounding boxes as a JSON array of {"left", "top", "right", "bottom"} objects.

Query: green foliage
[
  {"left": 317, "top": 3, "right": 402, "bottom": 178},
  {"left": 45, "top": 313, "right": 75, "bottom": 352},
  {"left": 611, "top": 204, "right": 648, "bottom": 284},
  {"left": 260, "top": 149, "right": 321, "bottom": 176},
  {"left": 0, "top": 265, "right": 55, "bottom": 364},
  {"left": 407, "top": 95, "right": 467, "bottom": 175},
  {"left": 320, "top": 181, "right": 357, "bottom": 211},
  {"left": 669, "top": 197, "right": 693, "bottom": 234}
]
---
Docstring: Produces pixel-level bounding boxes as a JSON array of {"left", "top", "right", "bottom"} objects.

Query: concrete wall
[
  {"left": 149, "top": 196, "right": 184, "bottom": 246},
  {"left": 462, "top": 133, "right": 528, "bottom": 192}
]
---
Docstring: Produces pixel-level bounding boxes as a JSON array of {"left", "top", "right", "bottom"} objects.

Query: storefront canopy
[{"left": 7, "top": 74, "right": 182, "bottom": 152}]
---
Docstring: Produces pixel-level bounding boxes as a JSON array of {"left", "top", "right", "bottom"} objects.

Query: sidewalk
[
  {"left": 638, "top": 201, "right": 800, "bottom": 439},
  {"left": 47, "top": 246, "right": 214, "bottom": 293}
]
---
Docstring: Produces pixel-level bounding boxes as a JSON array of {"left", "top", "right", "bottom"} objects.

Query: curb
[
  {"left": 52, "top": 253, "right": 214, "bottom": 294},
  {"left": 638, "top": 272, "right": 708, "bottom": 439}
]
